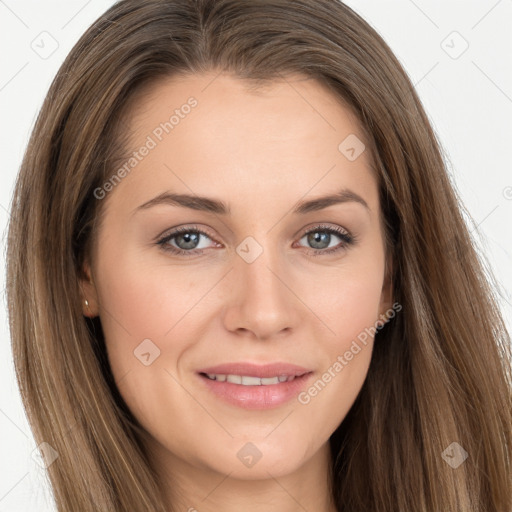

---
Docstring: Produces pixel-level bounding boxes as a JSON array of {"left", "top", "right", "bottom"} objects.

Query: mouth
[
  {"left": 200, "top": 373, "right": 300, "bottom": 385},
  {"left": 196, "top": 362, "right": 313, "bottom": 410}
]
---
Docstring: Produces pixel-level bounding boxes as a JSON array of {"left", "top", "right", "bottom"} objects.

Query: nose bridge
[
  {"left": 222, "top": 233, "right": 299, "bottom": 338},
  {"left": 236, "top": 234, "right": 286, "bottom": 303}
]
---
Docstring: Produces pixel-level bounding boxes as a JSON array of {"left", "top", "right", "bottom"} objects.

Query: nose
[{"left": 221, "top": 246, "right": 301, "bottom": 340}]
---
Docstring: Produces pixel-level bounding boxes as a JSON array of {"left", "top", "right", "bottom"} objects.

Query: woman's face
[{"left": 82, "top": 72, "right": 392, "bottom": 481}]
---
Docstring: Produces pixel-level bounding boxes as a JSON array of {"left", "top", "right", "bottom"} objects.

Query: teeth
[
  {"left": 204, "top": 373, "right": 296, "bottom": 385},
  {"left": 241, "top": 376, "right": 262, "bottom": 385}
]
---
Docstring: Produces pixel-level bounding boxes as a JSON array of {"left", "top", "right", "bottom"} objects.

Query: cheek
[
  {"left": 95, "top": 227, "right": 216, "bottom": 345},
  {"left": 96, "top": 238, "right": 384, "bottom": 379},
  {"left": 93, "top": 247, "right": 229, "bottom": 421},
  {"left": 288, "top": 254, "right": 385, "bottom": 429},
  {"left": 297, "top": 255, "right": 386, "bottom": 348}
]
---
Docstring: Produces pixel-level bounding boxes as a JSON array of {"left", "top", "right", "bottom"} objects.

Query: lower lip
[{"left": 198, "top": 373, "right": 313, "bottom": 410}]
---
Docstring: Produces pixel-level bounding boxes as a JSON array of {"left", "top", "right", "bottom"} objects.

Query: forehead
[
  {"left": 103, "top": 71, "right": 379, "bottom": 217},
  {"left": 126, "top": 71, "right": 367, "bottom": 147}
]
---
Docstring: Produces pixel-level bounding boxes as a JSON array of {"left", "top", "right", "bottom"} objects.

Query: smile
[
  {"left": 203, "top": 373, "right": 297, "bottom": 385},
  {"left": 196, "top": 363, "right": 313, "bottom": 409}
]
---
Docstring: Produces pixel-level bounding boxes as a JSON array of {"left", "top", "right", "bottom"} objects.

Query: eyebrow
[{"left": 133, "top": 188, "right": 370, "bottom": 216}]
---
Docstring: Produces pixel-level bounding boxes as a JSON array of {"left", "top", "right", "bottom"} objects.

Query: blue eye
[
  {"left": 156, "top": 224, "right": 355, "bottom": 256},
  {"left": 296, "top": 224, "right": 354, "bottom": 256},
  {"left": 156, "top": 226, "right": 214, "bottom": 255}
]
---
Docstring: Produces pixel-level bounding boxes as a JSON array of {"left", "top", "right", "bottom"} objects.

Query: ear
[
  {"left": 377, "top": 256, "right": 394, "bottom": 327},
  {"left": 79, "top": 261, "right": 99, "bottom": 317}
]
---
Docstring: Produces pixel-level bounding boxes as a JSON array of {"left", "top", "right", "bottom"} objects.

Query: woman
[{"left": 6, "top": 0, "right": 511, "bottom": 510}]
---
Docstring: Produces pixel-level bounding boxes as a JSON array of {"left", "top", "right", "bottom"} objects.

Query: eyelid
[
  {"left": 294, "top": 223, "right": 355, "bottom": 254},
  {"left": 155, "top": 224, "right": 216, "bottom": 242},
  {"left": 156, "top": 224, "right": 220, "bottom": 250},
  {"left": 297, "top": 222, "right": 350, "bottom": 238},
  {"left": 156, "top": 223, "right": 356, "bottom": 256}
]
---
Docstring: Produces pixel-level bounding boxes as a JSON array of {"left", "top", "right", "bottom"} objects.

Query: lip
[{"left": 196, "top": 362, "right": 314, "bottom": 410}]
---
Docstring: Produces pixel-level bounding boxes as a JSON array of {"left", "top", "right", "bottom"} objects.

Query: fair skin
[{"left": 81, "top": 71, "right": 392, "bottom": 512}]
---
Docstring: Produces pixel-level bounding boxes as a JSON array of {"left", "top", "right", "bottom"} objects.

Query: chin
[{"left": 202, "top": 436, "right": 313, "bottom": 479}]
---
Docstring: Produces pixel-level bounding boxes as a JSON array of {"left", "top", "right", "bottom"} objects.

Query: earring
[{"left": 84, "top": 299, "right": 89, "bottom": 308}]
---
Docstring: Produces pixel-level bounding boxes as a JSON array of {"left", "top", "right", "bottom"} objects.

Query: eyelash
[{"left": 156, "top": 224, "right": 356, "bottom": 257}]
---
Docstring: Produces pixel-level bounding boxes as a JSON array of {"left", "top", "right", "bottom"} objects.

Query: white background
[{"left": 1, "top": 1, "right": 511, "bottom": 510}]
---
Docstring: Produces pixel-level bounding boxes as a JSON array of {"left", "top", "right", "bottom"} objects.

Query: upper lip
[{"left": 197, "top": 362, "right": 312, "bottom": 378}]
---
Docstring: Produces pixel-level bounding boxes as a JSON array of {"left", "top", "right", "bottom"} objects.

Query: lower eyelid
[
  {"left": 158, "top": 225, "right": 354, "bottom": 254},
  {"left": 160, "top": 230, "right": 213, "bottom": 250}
]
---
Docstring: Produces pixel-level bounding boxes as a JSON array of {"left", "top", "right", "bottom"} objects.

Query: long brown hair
[{"left": 6, "top": 1, "right": 511, "bottom": 510}]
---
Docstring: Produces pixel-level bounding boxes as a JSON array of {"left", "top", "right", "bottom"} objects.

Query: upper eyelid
[{"left": 158, "top": 223, "right": 351, "bottom": 246}]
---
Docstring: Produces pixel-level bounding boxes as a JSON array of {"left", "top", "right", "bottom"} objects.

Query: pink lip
[{"left": 196, "top": 362, "right": 314, "bottom": 410}]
